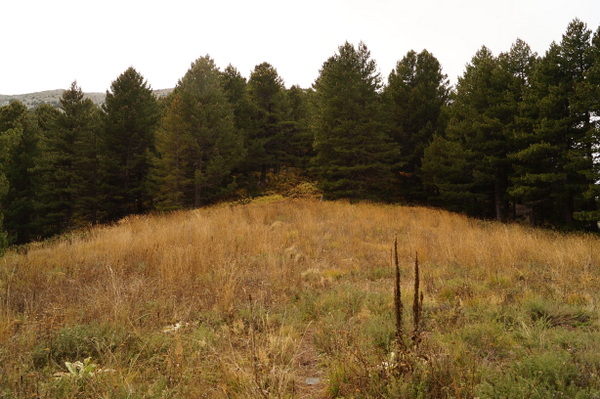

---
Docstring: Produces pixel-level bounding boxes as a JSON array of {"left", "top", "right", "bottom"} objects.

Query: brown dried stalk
[
  {"left": 394, "top": 237, "right": 404, "bottom": 348},
  {"left": 412, "top": 252, "right": 422, "bottom": 348}
]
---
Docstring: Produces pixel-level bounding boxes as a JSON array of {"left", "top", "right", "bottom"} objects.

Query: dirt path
[{"left": 294, "top": 326, "right": 327, "bottom": 398}]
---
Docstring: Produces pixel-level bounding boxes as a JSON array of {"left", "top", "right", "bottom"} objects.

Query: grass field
[{"left": 1, "top": 197, "right": 599, "bottom": 398}]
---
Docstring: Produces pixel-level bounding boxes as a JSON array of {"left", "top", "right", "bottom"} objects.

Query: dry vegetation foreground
[{"left": 1, "top": 198, "right": 600, "bottom": 398}]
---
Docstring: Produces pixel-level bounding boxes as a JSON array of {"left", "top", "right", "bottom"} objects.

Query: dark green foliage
[
  {"left": 511, "top": 20, "right": 599, "bottom": 227},
  {"left": 420, "top": 19, "right": 599, "bottom": 229},
  {"left": 222, "top": 65, "right": 313, "bottom": 194},
  {"left": 150, "top": 94, "right": 190, "bottom": 210},
  {"left": 423, "top": 42, "right": 538, "bottom": 221},
  {"left": 312, "top": 42, "right": 400, "bottom": 201},
  {"left": 510, "top": 43, "right": 575, "bottom": 226},
  {"left": 0, "top": 102, "right": 69, "bottom": 244},
  {"left": 0, "top": 101, "right": 34, "bottom": 247},
  {"left": 221, "top": 65, "right": 263, "bottom": 194},
  {"left": 37, "top": 82, "right": 101, "bottom": 235},
  {"left": 151, "top": 56, "right": 245, "bottom": 210},
  {"left": 1, "top": 106, "right": 40, "bottom": 244},
  {"left": 33, "top": 104, "right": 61, "bottom": 132},
  {"left": 100, "top": 67, "right": 160, "bottom": 221},
  {"left": 423, "top": 47, "right": 505, "bottom": 218},
  {"left": 221, "top": 65, "right": 255, "bottom": 140},
  {"left": 422, "top": 134, "right": 479, "bottom": 213},
  {"left": 575, "top": 26, "right": 600, "bottom": 224},
  {"left": 285, "top": 85, "right": 315, "bottom": 169},
  {"left": 246, "top": 62, "right": 291, "bottom": 185},
  {"left": 384, "top": 50, "right": 449, "bottom": 202}
]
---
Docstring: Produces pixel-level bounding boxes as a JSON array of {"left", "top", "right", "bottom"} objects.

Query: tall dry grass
[{"left": 1, "top": 197, "right": 599, "bottom": 397}]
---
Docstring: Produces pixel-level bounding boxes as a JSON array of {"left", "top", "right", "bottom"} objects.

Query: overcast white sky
[{"left": 2, "top": 0, "right": 599, "bottom": 95}]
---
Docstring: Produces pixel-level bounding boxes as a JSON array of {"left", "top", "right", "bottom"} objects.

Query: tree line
[{"left": 0, "top": 18, "right": 598, "bottom": 249}]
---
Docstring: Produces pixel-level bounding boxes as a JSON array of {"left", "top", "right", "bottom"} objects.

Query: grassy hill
[
  {"left": 0, "top": 88, "right": 173, "bottom": 108},
  {"left": 1, "top": 198, "right": 599, "bottom": 398}
]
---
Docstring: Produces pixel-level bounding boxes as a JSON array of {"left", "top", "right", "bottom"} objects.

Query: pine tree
[
  {"left": 247, "top": 62, "right": 290, "bottom": 185},
  {"left": 221, "top": 65, "right": 255, "bottom": 137},
  {"left": 151, "top": 93, "right": 192, "bottom": 210},
  {"left": 421, "top": 134, "right": 477, "bottom": 213},
  {"left": 574, "top": 25, "right": 600, "bottom": 225},
  {"left": 221, "top": 65, "right": 260, "bottom": 194},
  {"left": 511, "top": 20, "right": 595, "bottom": 227},
  {"left": 285, "top": 85, "right": 314, "bottom": 170},
  {"left": 101, "top": 67, "right": 159, "bottom": 221},
  {"left": 151, "top": 56, "right": 245, "bottom": 209},
  {"left": 312, "top": 42, "right": 400, "bottom": 201},
  {"left": 0, "top": 101, "right": 35, "bottom": 246},
  {"left": 0, "top": 101, "right": 41, "bottom": 243},
  {"left": 34, "top": 104, "right": 61, "bottom": 134},
  {"left": 384, "top": 49, "right": 449, "bottom": 202},
  {"left": 423, "top": 45, "right": 530, "bottom": 221},
  {"left": 38, "top": 82, "right": 101, "bottom": 235}
]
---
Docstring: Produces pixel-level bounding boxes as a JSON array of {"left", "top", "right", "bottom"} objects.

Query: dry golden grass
[{"left": 1, "top": 197, "right": 599, "bottom": 398}]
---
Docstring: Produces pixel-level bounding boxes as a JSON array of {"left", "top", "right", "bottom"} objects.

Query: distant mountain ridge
[{"left": 0, "top": 88, "right": 173, "bottom": 108}]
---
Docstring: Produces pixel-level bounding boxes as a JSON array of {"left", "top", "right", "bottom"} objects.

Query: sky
[{"left": 2, "top": 0, "right": 600, "bottom": 95}]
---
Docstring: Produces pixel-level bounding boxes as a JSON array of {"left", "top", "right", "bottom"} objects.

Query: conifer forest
[{"left": 1, "top": 19, "right": 600, "bottom": 248}]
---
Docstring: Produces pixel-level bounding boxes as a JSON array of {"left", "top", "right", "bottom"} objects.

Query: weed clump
[{"left": 32, "top": 323, "right": 135, "bottom": 370}]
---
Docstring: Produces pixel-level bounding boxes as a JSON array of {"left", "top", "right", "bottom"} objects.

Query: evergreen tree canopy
[
  {"left": 577, "top": 26, "right": 600, "bottom": 223},
  {"left": 247, "top": 62, "right": 290, "bottom": 184},
  {"left": 38, "top": 82, "right": 101, "bottom": 234},
  {"left": 221, "top": 65, "right": 254, "bottom": 139},
  {"left": 423, "top": 45, "right": 525, "bottom": 220},
  {"left": 1, "top": 102, "right": 41, "bottom": 243},
  {"left": 384, "top": 49, "right": 449, "bottom": 201},
  {"left": 0, "top": 101, "right": 35, "bottom": 246},
  {"left": 284, "top": 85, "right": 314, "bottom": 169},
  {"left": 511, "top": 19, "right": 598, "bottom": 227},
  {"left": 312, "top": 42, "right": 400, "bottom": 201},
  {"left": 221, "top": 65, "right": 261, "bottom": 194},
  {"left": 101, "top": 67, "right": 160, "bottom": 221},
  {"left": 152, "top": 56, "right": 245, "bottom": 210}
]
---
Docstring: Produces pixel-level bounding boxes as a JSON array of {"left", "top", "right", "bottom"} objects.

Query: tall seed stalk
[
  {"left": 412, "top": 252, "right": 423, "bottom": 348},
  {"left": 394, "top": 237, "right": 404, "bottom": 348}
]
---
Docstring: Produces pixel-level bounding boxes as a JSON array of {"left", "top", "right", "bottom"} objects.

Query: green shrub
[
  {"left": 32, "top": 323, "right": 134, "bottom": 369},
  {"left": 477, "top": 350, "right": 590, "bottom": 399},
  {"left": 458, "top": 321, "right": 516, "bottom": 361},
  {"left": 359, "top": 312, "right": 395, "bottom": 351}
]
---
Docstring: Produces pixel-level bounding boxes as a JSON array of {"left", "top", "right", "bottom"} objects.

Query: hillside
[
  {"left": 1, "top": 198, "right": 599, "bottom": 398},
  {"left": 0, "top": 88, "right": 173, "bottom": 108}
]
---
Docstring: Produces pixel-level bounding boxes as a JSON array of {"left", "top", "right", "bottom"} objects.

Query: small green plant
[{"left": 65, "top": 357, "right": 97, "bottom": 379}]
